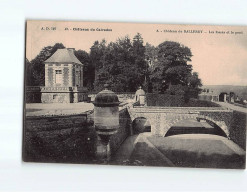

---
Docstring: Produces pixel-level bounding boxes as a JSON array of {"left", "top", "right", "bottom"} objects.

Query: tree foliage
[
  {"left": 74, "top": 50, "right": 94, "bottom": 90},
  {"left": 91, "top": 33, "right": 148, "bottom": 92},
  {"left": 29, "top": 43, "right": 65, "bottom": 86},
  {"left": 25, "top": 58, "right": 33, "bottom": 86},
  {"left": 149, "top": 41, "right": 201, "bottom": 94}
]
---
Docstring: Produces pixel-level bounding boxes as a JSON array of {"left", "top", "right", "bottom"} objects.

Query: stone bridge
[{"left": 127, "top": 106, "right": 233, "bottom": 138}]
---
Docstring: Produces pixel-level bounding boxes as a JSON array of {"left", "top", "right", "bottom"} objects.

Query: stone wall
[
  {"left": 41, "top": 92, "right": 71, "bottom": 103},
  {"left": 48, "top": 67, "right": 53, "bottom": 86},
  {"left": 63, "top": 67, "right": 69, "bottom": 86},
  {"left": 23, "top": 113, "right": 96, "bottom": 163},
  {"left": 23, "top": 106, "right": 132, "bottom": 162},
  {"left": 109, "top": 108, "right": 132, "bottom": 153},
  {"left": 146, "top": 93, "right": 185, "bottom": 107},
  {"left": 40, "top": 92, "right": 88, "bottom": 103},
  {"left": 25, "top": 114, "right": 89, "bottom": 132},
  {"left": 39, "top": 86, "right": 88, "bottom": 103},
  {"left": 72, "top": 66, "right": 75, "bottom": 86},
  {"left": 229, "top": 111, "right": 247, "bottom": 150}
]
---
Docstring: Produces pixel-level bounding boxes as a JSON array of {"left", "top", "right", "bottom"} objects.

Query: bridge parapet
[
  {"left": 134, "top": 106, "right": 227, "bottom": 110},
  {"left": 130, "top": 107, "right": 232, "bottom": 114}
]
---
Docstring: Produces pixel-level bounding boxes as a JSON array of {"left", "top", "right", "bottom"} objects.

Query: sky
[{"left": 26, "top": 21, "right": 247, "bottom": 86}]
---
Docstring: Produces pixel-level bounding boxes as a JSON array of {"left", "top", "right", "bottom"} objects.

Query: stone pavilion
[{"left": 41, "top": 48, "right": 87, "bottom": 103}]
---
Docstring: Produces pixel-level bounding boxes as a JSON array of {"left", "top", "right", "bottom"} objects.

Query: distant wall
[
  {"left": 146, "top": 93, "right": 222, "bottom": 107},
  {"left": 229, "top": 111, "right": 247, "bottom": 150},
  {"left": 199, "top": 95, "right": 214, "bottom": 101}
]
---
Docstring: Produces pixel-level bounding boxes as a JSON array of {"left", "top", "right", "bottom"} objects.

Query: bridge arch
[{"left": 163, "top": 114, "right": 229, "bottom": 138}]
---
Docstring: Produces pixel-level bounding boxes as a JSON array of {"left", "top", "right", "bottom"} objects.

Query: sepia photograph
[{"left": 23, "top": 20, "right": 247, "bottom": 169}]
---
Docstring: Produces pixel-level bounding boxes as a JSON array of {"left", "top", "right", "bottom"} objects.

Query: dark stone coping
[{"left": 25, "top": 112, "right": 91, "bottom": 119}]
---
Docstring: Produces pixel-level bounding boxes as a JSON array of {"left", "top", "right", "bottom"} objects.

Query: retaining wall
[
  {"left": 109, "top": 108, "right": 131, "bottom": 153},
  {"left": 23, "top": 107, "right": 132, "bottom": 163},
  {"left": 23, "top": 113, "right": 96, "bottom": 163},
  {"left": 229, "top": 111, "right": 247, "bottom": 150}
]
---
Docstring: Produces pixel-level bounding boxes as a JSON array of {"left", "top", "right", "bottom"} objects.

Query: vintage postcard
[{"left": 23, "top": 20, "right": 247, "bottom": 169}]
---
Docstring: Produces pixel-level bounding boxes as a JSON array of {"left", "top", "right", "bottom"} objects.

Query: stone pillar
[{"left": 93, "top": 84, "right": 120, "bottom": 161}]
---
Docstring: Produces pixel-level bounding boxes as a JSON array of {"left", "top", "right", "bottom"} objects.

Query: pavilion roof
[{"left": 45, "top": 48, "right": 82, "bottom": 65}]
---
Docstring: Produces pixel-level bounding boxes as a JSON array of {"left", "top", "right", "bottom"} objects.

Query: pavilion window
[
  {"left": 55, "top": 70, "right": 62, "bottom": 84},
  {"left": 75, "top": 70, "right": 80, "bottom": 86}
]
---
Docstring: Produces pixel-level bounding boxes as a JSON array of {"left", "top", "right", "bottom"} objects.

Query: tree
[
  {"left": 91, "top": 34, "right": 148, "bottom": 92},
  {"left": 188, "top": 72, "right": 202, "bottom": 89},
  {"left": 74, "top": 50, "right": 94, "bottom": 90},
  {"left": 132, "top": 33, "right": 148, "bottom": 90},
  {"left": 187, "top": 72, "right": 203, "bottom": 98},
  {"left": 30, "top": 43, "right": 65, "bottom": 85},
  {"left": 145, "top": 42, "right": 158, "bottom": 70},
  {"left": 90, "top": 40, "right": 108, "bottom": 91},
  {"left": 25, "top": 58, "right": 34, "bottom": 86},
  {"left": 150, "top": 41, "right": 194, "bottom": 93},
  {"left": 144, "top": 43, "right": 158, "bottom": 92}
]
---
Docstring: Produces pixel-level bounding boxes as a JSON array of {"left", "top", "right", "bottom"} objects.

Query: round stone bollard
[{"left": 93, "top": 84, "right": 120, "bottom": 161}]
